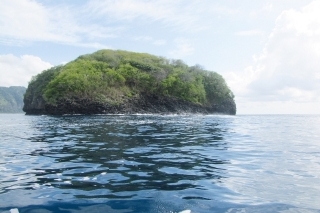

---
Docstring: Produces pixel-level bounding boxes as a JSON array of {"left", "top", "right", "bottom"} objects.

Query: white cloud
[
  {"left": 169, "top": 38, "right": 194, "bottom": 58},
  {"left": 0, "top": 0, "right": 74, "bottom": 43},
  {"left": 134, "top": 36, "right": 153, "bottom": 42},
  {"left": 3, "top": 0, "right": 308, "bottom": 53},
  {"left": 235, "top": 30, "right": 264, "bottom": 36},
  {"left": 86, "top": 0, "right": 207, "bottom": 31},
  {"left": 153, "top": 39, "right": 166, "bottom": 46},
  {"left": 0, "top": 54, "right": 52, "bottom": 87},
  {"left": 0, "top": 0, "right": 116, "bottom": 48},
  {"left": 1, "top": 0, "right": 262, "bottom": 56},
  {"left": 133, "top": 36, "right": 166, "bottom": 46},
  {"left": 226, "top": 1, "right": 320, "bottom": 113},
  {"left": 0, "top": 0, "right": 218, "bottom": 48}
]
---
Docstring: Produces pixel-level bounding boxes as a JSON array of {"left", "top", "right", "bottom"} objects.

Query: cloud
[
  {"left": 134, "top": 36, "right": 153, "bottom": 42},
  {"left": 133, "top": 36, "right": 166, "bottom": 46},
  {"left": 169, "top": 38, "right": 194, "bottom": 58},
  {"left": 85, "top": 0, "right": 208, "bottom": 31},
  {"left": 235, "top": 30, "right": 264, "bottom": 36},
  {"left": 227, "top": 0, "right": 320, "bottom": 111},
  {"left": 153, "top": 39, "right": 167, "bottom": 46},
  {"left": 0, "top": 0, "right": 116, "bottom": 48},
  {"left": 0, "top": 0, "right": 217, "bottom": 48},
  {"left": 0, "top": 0, "right": 74, "bottom": 43},
  {"left": 0, "top": 54, "right": 52, "bottom": 87}
]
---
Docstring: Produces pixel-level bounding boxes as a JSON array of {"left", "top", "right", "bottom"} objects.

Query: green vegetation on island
[
  {"left": 0, "top": 86, "right": 26, "bottom": 113},
  {"left": 24, "top": 49, "right": 236, "bottom": 115}
]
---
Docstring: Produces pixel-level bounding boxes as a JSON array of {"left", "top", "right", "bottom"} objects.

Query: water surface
[{"left": 0, "top": 114, "right": 319, "bottom": 212}]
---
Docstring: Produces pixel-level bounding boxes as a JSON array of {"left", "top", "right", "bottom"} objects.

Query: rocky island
[{"left": 23, "top": 50, "right": 236, "bottom": 115}]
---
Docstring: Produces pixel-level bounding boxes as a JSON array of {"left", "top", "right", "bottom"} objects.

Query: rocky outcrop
[
  {"left": 23, "top": 50, "right": 237, "bottom": 115},
  {"left": 24, "top": 93, "right": 236, "bottom": 115},
  {"left": 22, "top": 90, "right": 46, "bottom": 115}
]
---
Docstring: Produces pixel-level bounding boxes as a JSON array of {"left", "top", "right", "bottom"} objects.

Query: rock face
[
  {"left": 22, "top": 87, "right": 46, "bottom": 115},
  {"left": 24, "top": 93, "right": 236, "bottom": 115}
]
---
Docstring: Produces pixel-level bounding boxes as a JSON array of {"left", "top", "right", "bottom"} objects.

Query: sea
[{"left": 0, "top": 114, "right": 319, "bottom": 213}]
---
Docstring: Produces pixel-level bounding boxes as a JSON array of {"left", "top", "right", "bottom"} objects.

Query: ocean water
[{"left": 0, "top": 114, "right": 319, "bottom": 213}]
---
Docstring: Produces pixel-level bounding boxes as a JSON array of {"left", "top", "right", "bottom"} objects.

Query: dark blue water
[{"left": 0, "top": 114, "right": 319, "bottom": 213}]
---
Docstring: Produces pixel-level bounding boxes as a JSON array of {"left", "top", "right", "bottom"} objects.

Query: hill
[
  {"left": 23, "top": 50, "right": 236, "bottom": 115},
  {"left": 0, "top": 86, "right": 26, "bottom": 113}
]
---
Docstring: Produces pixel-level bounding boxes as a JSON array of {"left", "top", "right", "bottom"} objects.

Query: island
[
  {"left": 0, "top": 86, "right": 26, "bottom": 113},
  {"left": 23, "top": 50, "right": 236, "bottom": 115}
]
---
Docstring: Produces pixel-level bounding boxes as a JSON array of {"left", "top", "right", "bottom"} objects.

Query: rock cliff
[{"left": 24, "top": 93, "right": 236, "bottom": 115}]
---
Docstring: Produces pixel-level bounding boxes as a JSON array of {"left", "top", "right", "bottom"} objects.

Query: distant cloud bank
[
  {"left": 0, "top": 54, "right": 52, "bottom": 87},
  {"left": 227, "top": 1, "right": 320, "bottom": 113}
]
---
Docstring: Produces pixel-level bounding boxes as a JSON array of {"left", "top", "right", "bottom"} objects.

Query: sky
[{"left": 1, "top": 0, "right": 319, "bottom": 114}]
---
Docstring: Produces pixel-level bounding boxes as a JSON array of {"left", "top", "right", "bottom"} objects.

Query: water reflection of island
[{"left": 29, "top": 115, "right": 230, "bottom": 200}]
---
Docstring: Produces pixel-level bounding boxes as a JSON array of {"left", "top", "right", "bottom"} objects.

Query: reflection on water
[
  {"left": 33, "top": 115, "right": 229, "bottom": 199},
  {"left": 1, "top": 115, "right": 230, "bottom": 203}
]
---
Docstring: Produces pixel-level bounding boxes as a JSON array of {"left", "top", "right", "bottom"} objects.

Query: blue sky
[{"left": 1, "top": 0, "right": 319, "bottom": 114}]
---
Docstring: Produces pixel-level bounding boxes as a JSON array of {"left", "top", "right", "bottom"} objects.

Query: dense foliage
[
  {"left": 0, "top": 86, "right": 26, "bottom": 113},
  {"left": 25, "top": 49, "right": 235, "bottom": 113}
]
